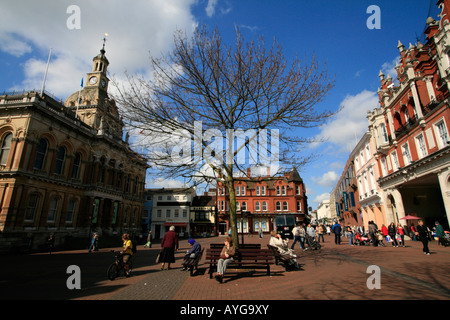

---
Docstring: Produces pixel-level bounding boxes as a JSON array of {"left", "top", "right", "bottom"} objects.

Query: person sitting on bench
[
  {"left": 214, "top": 236, "right": 235, "bottom": 283},
  {"left": 269, "top": 231, "right": 299, "bottom": 269},
  {"left": 181, "top": 238, "right": 202, "bottom": 271}
]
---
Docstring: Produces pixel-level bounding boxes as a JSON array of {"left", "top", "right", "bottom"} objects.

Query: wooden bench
[
  {"left": 210, "top": 243, "right": 261, "bottom": 249},
  {"left": 206, "top": 247, "right": 274, "bottom": 279}
]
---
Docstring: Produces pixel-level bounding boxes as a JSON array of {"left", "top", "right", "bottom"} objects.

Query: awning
[{"left": 164, "top": 222, "right": 188, "bottom": 227}]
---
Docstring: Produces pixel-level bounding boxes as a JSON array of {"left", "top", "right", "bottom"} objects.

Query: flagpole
[
  {"left": 40, "top": 48, "right": 53, "bottom": 97},
  {"left": 76, "top": 77, "right": 83, "bottom": 119}
]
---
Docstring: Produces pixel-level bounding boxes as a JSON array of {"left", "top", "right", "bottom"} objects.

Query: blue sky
[{"left": 0, "top": 0, "right": 440, "bottom": 208}]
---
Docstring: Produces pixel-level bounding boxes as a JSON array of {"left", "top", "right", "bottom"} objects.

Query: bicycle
[{"left": 107, "top": 251, "right": 133, "bottom": 280}]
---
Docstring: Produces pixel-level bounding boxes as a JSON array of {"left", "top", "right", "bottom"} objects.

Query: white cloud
[
  {"left": 0, "top": 32, "right": 32, "bottom": 57},
  {"left": 149, "top": 177, "right": 189, "bottom": 189},
  {"left": 312, "top": 90, "right": 378, "bottom": 152},
  {"left": 1, "top": 0, "right": 198, "bottom": 99},
  {"left": 313, "top": 192, "right": 330, "bottom": 204},
  {"left": 206, "top": 0, "right": 218, "bottom": 17},
  {"left": 311, "top": 171, "right": 339, "bottom": 188}
]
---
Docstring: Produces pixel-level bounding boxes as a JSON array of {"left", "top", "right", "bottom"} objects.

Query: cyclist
[{"left": 120, "top": 233, "right": 133, "bottom": 277}]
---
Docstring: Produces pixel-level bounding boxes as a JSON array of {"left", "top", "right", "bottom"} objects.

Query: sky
[{"left": 0, "top": 0, "right": 441, "bottom": 209}]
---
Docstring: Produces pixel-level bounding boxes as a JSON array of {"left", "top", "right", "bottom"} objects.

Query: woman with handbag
[
  {"left": 215, "top": 236, "right": 235, "bottom": 283},
  {"left": 160, "top": 226, "right": 179, "bottom": 270},
  {"left": 181, "top": 239, "right": 202, "bottom": 271}
]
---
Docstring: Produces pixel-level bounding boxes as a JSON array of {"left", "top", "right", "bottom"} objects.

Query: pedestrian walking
[
  {"left": 347, "top": 226, "right": 354, "bottom": 246},
  {"left": 326, "top": 225, "right": 331, "bottom": 236},
  {"left": 410, "top": 225, "right": 417, "bottom": 241},
  {"left": 332, "top": 221, "right": 342, "bottom": 245},
  {"left": 88, "top": 233, "right": 99, "bottom": 252},
  {"left": 415, "top": 220, "right": 430, "bottom": 255},
  {"left": 368, "top": 221, "right": 378, "bottom": 246},
  {"left": 290, "top": 222, "right": 302, "bottom": 250},
  {"left": 144, "top": 231, "right": 152, "bottom": 248},
  {"left": 160, "top": 226, "right": 179, "bottom": 270},
  {"left": 397, "top": 224, "right": 405, "bottom": 247},
  {"left": 435, "top": 221, "right": 445, "bottom": 246},
  {"left": 388, "top": 222, "right": 399, "bottom": 247},
  {"left": 317, "top": 224, "right": 325, "bottom": 243}
]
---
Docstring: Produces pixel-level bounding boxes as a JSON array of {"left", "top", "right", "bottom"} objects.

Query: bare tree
[{"left": 113, "top": 26, "right": 336, "bottom": 247}]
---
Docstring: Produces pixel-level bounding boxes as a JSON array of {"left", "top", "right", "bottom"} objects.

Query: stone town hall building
[{"left": 0, "top": 45, "right": 148, "bottom": 252}]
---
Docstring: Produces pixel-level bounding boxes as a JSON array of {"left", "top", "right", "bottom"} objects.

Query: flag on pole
[{"left": 80, "top": 77, "right": 84, "bottom": 88}]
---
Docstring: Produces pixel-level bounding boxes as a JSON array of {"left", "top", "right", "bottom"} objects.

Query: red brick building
[
  {"left": 216, "top": 167, "right": 308, "bottom": 236},
  {"left": 367, "top": 0, "right": 450, "bottom": 229}
]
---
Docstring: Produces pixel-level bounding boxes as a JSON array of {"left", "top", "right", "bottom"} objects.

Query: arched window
[
  {"left": 33, "top": 138, "right": 48, "bottom": 170},
  {"left": 276, "top": 201, "right": 281, "bottom": 211},
  {"left": 54, "top": 146, "right": 66, "bottom": 175},
  {"left": 71, "top": 153, "right": 81, "bottom": 179},
  {"left": 283, "top": 201, "right": 288, "bottom": 211},
  {"left": 0, "top": 133, "right": 12, "bottom": 166}
]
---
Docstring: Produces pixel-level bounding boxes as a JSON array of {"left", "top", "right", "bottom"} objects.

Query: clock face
[{"left": 89, "top": 76, "right": 98, "bottom": 85}]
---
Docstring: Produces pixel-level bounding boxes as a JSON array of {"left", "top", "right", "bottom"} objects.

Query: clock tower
[
  {"left": 64, "top": 39, "right": 124, "bottom": 140},
  {"left": 86, "top": 39, "right": 109, "bottom": 94}
]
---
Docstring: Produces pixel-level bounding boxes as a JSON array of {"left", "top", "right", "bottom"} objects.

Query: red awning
[{"left": 164, "top": 222, "right": 188, "bottom": 227}]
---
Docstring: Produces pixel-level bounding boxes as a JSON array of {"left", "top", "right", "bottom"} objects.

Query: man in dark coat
[
  {"left": 415, "top": 220, "right": 430, "bottom": 255},
  {"left": 332, "top": 221, "right": 342, "bottom": 245}
]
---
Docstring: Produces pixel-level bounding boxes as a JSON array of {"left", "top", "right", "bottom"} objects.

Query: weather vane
[{"left": 102, "top": 33, "right": 109, "bottom": 50}]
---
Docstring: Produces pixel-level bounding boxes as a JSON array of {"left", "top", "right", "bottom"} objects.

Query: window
[
  {"left": 281, "top": 186, "right": 286, "bottom": 195},
  {"left": 25, "top": 194, "right": 39, "bottom": 221},
  {"left": 236, "top": 186, "right": 240, "bottom": 196},
  {"left": 48, "top": 198, "right": 59, "bottom": 222},
  {"left": 156, "top": 209, "right": 162, "bottom": 218},
  {"left": 183, "top": 209, "right": 188, "bottom": 218},
  {"left": 236, "top": 202, "right": 240, "bottom": 211},
  {"left": 283, "top": 201, "right": 288, "bottom": 211},
  {"left": 297, "top": 201, "right": 302, "bottom": 212},
  {"left": 435, "top": 120, "right": 449, "bottom": 149},
  {"left": 166, "top": 209, "right": 171, "bottom": 218},
  {"left": 296, "top": 185, "right": 300, "bottom": 195},
  {"left": 54, "top": 146, "right": 66, "bottom": 175},
  {"left": 256, "top": 186, "right": 260, "bottom": 196},
  {"left": 276, "top": 201, "right": 281, "bottom": 211},
  {"left": 255, "top": 201, "right": 260, "bottom": 211},
  {"left": 241, "top": 186, "right": 245, "bottom": 196},
  {"left": 276, "top": 186, "right": 281, "bottom": 195},
  {"left": 391, "top": 151, "right": 399, "bottom": 171},
  {"left": 415, "top": 134, "right": 427, "bottom": 159},
  {"left": 33, "top": 138, "right": 48, "bottom": 170},
  {"left": 66, "top": 199, "right": 76, "bottom": 223},
  {"left": 71, "top": 153, "right": 81, "bottom": 179},
  {"left": 401, "top": 143, "right": 412, "bottom": 166},
  {"left": 380, "top": 123, "right": 388, "bottom": 144},
  {"left": 0, "top": 133, "right": 12, "bottom": 166},
  {"left": 262, "top": 201, "right": 267, "bottom": 211},
  {"left": 380, "top": 157, "right": 388, "bottom": 176},
  {"left": 174, "top": 209, "right": 179, "bottom": 218},
  {"left": 261, "top": 186, "right": 266, "bottom": 196},
  {"left": 241, "top": 201, "right": 247, "bottom": 211}
]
